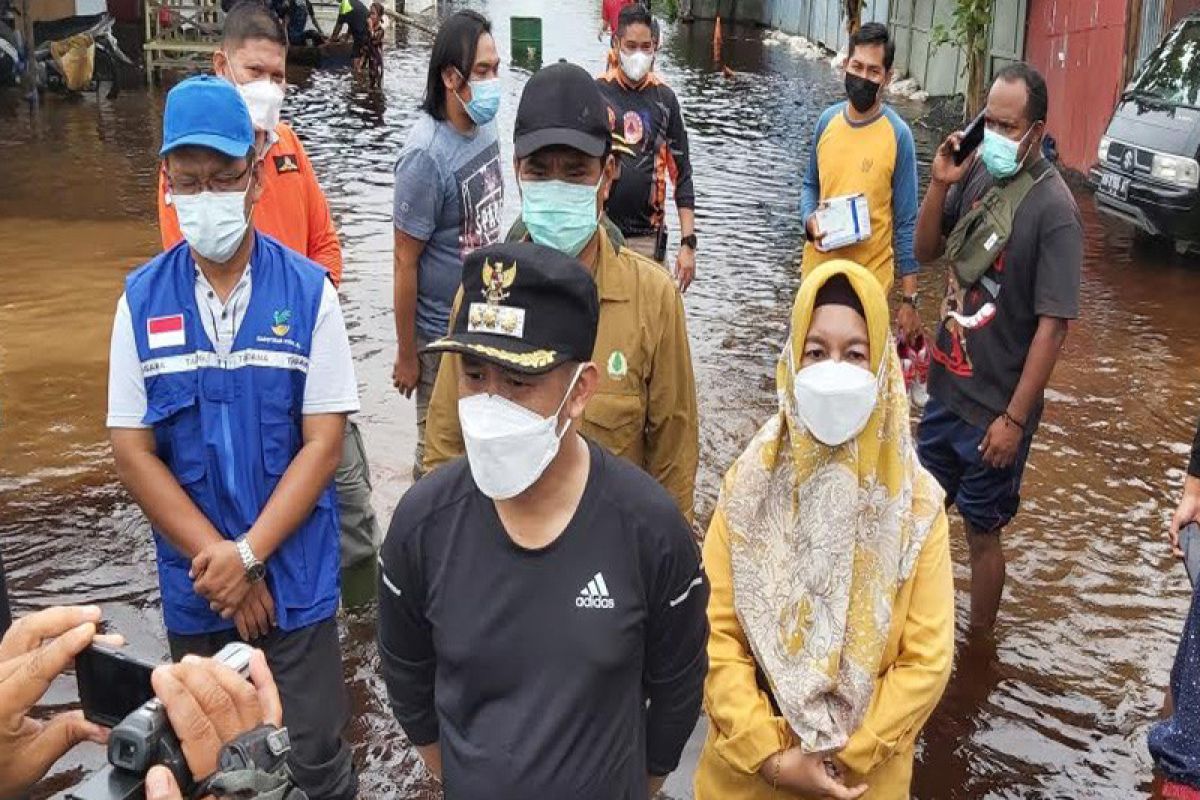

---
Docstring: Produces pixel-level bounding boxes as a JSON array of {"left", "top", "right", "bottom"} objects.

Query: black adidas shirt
[{"left": 378, "top": 440, "right": 708, "bottom": 800}]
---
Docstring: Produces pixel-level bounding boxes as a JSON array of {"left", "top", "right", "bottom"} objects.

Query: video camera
[{"left": 66, "top": 642, "right": 255, "bottom": 800}]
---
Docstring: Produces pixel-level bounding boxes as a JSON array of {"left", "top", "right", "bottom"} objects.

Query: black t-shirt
[
  {"left": 597, "top": 74, "right": 695, "bottom": 238},
  {"left": 928, "top": 157, "right": 1083, "bottom": 428},
  {"left": 377, "top": 440, "right": 708, "bottom": 800}
]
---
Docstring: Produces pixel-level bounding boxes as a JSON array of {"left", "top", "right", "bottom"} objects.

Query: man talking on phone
[
  {"left": 107, "top": 77, "right": 357, "bottom": 799},
  {"left": 912, "top": 63, "right": 1081, "bottom": 635}
]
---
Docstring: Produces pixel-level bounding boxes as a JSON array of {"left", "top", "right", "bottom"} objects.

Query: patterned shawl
[{"left": 721, "top": 260, "right": 945, "bottom": 754}]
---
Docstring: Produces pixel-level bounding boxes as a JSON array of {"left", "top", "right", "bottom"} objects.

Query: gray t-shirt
[
  {"left": 393, "top": 113, "right": 504, "bottom": 342},
  {"left": 928, "top": 157, "right": 1082, "bottom": 429}
]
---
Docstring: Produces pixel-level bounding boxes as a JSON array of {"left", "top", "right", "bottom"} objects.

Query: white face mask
[
  {"left": 790, "top": 346, "right": 879, "bottom": 447},
  {"left": 173, "top": 179, "right": 253, "bottom": 264},
  {"left": 236, "top": 78, "right": 285, "bottom": 134},
  {"left": 619, "top": 49, "right": 654, "bottom": 84},
  {"left": 459, "top": 366, "right": 584, "bottom": 500}
]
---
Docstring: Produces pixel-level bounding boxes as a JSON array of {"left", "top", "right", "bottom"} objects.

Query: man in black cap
[
  {"left": 423, "top": 61, "right": 700, "bottom": 524},
  {"left": 377, "top": 241, "right": 709, "bottom": 800}
]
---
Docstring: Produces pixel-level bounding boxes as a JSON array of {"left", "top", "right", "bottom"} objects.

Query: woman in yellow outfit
[{"left": 694, "top": 260, "right": 954, "bottom": 800}]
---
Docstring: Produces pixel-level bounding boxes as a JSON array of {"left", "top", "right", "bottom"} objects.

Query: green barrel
[{"left": 511, "top": 16, "right": 543, "bottom": 70}]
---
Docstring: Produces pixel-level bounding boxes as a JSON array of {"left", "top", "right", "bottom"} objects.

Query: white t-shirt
[{"left": 107, "top": 265, "right": 360, "bottom": 429}]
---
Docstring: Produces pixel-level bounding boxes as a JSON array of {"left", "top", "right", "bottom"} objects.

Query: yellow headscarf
[{"left": 719, "top": 260, "right": 945, "bottom": 754}]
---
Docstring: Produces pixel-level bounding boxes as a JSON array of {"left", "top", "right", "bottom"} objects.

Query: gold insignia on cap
[
  {"left": 469, "top": 257, "right": 525, "bottom": 338},
  {"left": 468, "top": 303, "right": 525, "bottom": 338},
  {"left": 481, "top": 257, "right": 517, "bottom": 305},
  {"left": 428, "top": 338, "right": 556, "bottom": 370}
]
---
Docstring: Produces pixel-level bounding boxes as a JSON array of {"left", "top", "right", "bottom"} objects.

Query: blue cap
[{"left": 160, "top": 75, "right": 254, "bottom": 159}]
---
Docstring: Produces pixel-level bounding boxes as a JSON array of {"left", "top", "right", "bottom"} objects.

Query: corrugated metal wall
[
  {"left": 1136, "top": 0, "right": 1169, "bottom": 64},
  {"left": 1025, "top": 0, "right": 1128, "bottom": 171},
  {"left": 763, "top": 0, "right": 872, "bottom": 50},
  {"left": 890, "top": 0, "right": 966, "bottom": 95},
  {"left": 761, "top": 0, "right": 1022, "bottom": 98}
]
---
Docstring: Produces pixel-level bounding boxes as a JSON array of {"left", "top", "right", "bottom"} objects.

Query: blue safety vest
[{"left": 124, "top": 234, "right": 340, "bottom": 636}]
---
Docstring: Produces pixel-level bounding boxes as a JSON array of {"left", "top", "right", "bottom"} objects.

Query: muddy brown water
[{"left": 1, "top": 2, "right": 1199, "bottom": 797}]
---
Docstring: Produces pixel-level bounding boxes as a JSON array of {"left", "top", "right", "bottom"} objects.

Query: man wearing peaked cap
[
  {"left": 423, "top": 60, "right": 700, "bottom": 524},
  {"left": 106, "top": 75, "right": 357, "bottom": 799},
  {"left": 378, "top": 241, "right": 709, "bottom": 800}
]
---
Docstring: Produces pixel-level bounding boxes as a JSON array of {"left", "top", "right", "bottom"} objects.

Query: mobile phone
[
  {"left": 954, "top": 110, "right": 987, "bottom": 165},
  {"left": 1182, "top": 522, "right": 1200, "bottom": 587},
  {"left": 75, "top": 645, "right": 160, "bottom": 728}
]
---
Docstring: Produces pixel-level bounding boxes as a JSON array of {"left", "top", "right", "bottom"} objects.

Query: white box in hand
[{"left": 814, "top": 194, "right": 871, "bottom": 252}]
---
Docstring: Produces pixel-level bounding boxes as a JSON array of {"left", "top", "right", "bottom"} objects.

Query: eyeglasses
[{"left": 165, "top": 162, "right": 253, "bottom": 196}]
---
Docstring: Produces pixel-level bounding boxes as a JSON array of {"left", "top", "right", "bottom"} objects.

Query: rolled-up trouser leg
[{"left": 335, "top": 420, "right": 381, "bottom": 571}]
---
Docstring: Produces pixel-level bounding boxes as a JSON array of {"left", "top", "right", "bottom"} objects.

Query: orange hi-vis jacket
[{"left": 158, "top": 122, "right": 343, "bottom": 285}]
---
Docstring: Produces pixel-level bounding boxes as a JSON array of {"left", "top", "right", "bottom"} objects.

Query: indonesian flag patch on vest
[{"left": 147, "top": 314, "right": 185, "bottom": 349}]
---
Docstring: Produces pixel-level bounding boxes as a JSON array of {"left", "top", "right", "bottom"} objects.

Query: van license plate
[{"left": 1098, "top": 171, "right": 1130, "bottom": 201}]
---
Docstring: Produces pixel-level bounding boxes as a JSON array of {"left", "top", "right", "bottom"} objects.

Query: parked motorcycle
[{"left": 0, "top": 12, "right": 133, "bottom": 97}]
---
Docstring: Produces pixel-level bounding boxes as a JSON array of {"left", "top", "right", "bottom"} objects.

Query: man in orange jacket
[{"left": 156, "top": 3, "right": 380, "bottom": 596}]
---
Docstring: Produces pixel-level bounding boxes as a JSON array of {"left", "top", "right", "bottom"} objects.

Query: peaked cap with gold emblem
[{"left": 422, "top": 242, "right": 600, "bottom": 375}]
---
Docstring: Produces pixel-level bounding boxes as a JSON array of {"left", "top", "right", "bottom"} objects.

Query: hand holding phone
[
  {"left": 932, "top": 131, "right": 975, "bottom": 187},
  {"left": 953, "top": 110, "right": 987, "bottom": 166}
]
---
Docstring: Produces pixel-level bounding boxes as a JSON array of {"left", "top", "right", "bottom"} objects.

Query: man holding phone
[
  {"left": 107, "top": 77, "right": 357, "bottom": 799},
  {"left": 800, "top": 22, "right": 922, "bottom": 336},
  {"left": 912, "top": 63, "right": 1081, "bottom": 634}
]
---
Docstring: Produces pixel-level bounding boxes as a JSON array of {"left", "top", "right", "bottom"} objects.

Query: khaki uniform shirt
[{"left": 423, "top": 228, "right": 699, "bottom": 520}]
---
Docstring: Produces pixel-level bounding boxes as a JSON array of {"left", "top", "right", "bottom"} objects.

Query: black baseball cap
[
  {"left": 514, "top": 61, "right": 611, "bottom": 159},
  {"left": 422, "top": 242, "right": 600, "bottom": 375}
]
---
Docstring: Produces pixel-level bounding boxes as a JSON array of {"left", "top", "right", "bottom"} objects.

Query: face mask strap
[
  {"left": 551, "top": 363, "right": 587, "bottom": 438},
  {"left": 1015, "top": 121, "right": 1043, "bottom": 169}
]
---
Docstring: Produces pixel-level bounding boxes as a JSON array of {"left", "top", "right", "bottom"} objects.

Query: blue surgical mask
[
  {"left": 457, "top": 76, "right": 501, "bottom": 126},
  {"left": 980, "top": 126, "right": 1032, "bottom": 179},
  {"left": 520, "top": 178, "right": 602, "bottom": 257},
  {"left": 173, "top": 180, "right": 253, "bottom": 263}
]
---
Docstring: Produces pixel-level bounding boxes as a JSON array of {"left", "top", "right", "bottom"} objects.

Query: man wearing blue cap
[{"left": 106, "top": 76, "right": 357, "bottom": 800}]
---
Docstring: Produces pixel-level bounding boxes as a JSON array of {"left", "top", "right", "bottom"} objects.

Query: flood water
[{"left": 2, "top": 1, "right": 1199, "bottom": 796}]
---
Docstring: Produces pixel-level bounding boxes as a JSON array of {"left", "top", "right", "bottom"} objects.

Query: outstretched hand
[{"left": 0, "top": 606, "right": 116, "bottom": 798}]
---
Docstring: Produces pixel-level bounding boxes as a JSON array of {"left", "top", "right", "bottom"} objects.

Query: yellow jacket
[
  {"left": 694, "top": 504, "right": 954, "bottom": 799},
  {"left": 422, "top": 228, "right": 700, "bottom": 520}
]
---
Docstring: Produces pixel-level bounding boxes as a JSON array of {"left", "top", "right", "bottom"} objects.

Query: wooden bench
[{"left": 143, "top": 0, "right": 222, "bottom": 84}]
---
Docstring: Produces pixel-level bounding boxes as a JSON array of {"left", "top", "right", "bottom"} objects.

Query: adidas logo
[{"left": 576, "top": 572, "right": 615, "bottom": 609}]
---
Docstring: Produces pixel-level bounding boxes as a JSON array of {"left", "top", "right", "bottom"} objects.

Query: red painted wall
[
  {"left": 1024, "top": 0, "right": 1128, "bottom": 172},
  {"left": 1174, "top": 0, "right": 1200, "bottom": 23}
]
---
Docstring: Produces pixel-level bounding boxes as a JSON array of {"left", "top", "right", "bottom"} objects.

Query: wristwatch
[
  {"left": 901, "top": 293, "right": 920, "bottom": 307},
  {"left": 680, "top": 234, "right": 698, "bottom": 250},
  {"left": 236, "top": 537, "right": 266, "bottom": 584}
]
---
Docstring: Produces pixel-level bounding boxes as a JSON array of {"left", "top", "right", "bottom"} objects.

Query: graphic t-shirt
[
  {"left": 377, "top": 441, "right": 709, "bottom": 800},
  {"left": 597, "top": 70, "right": 695, "bottom": 238},
  {"left": 393, "top": 113, "right": 504, "bottom": 341},
  {"left": 928, "top": 157, "right": 1083, "bottom": 428}
]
